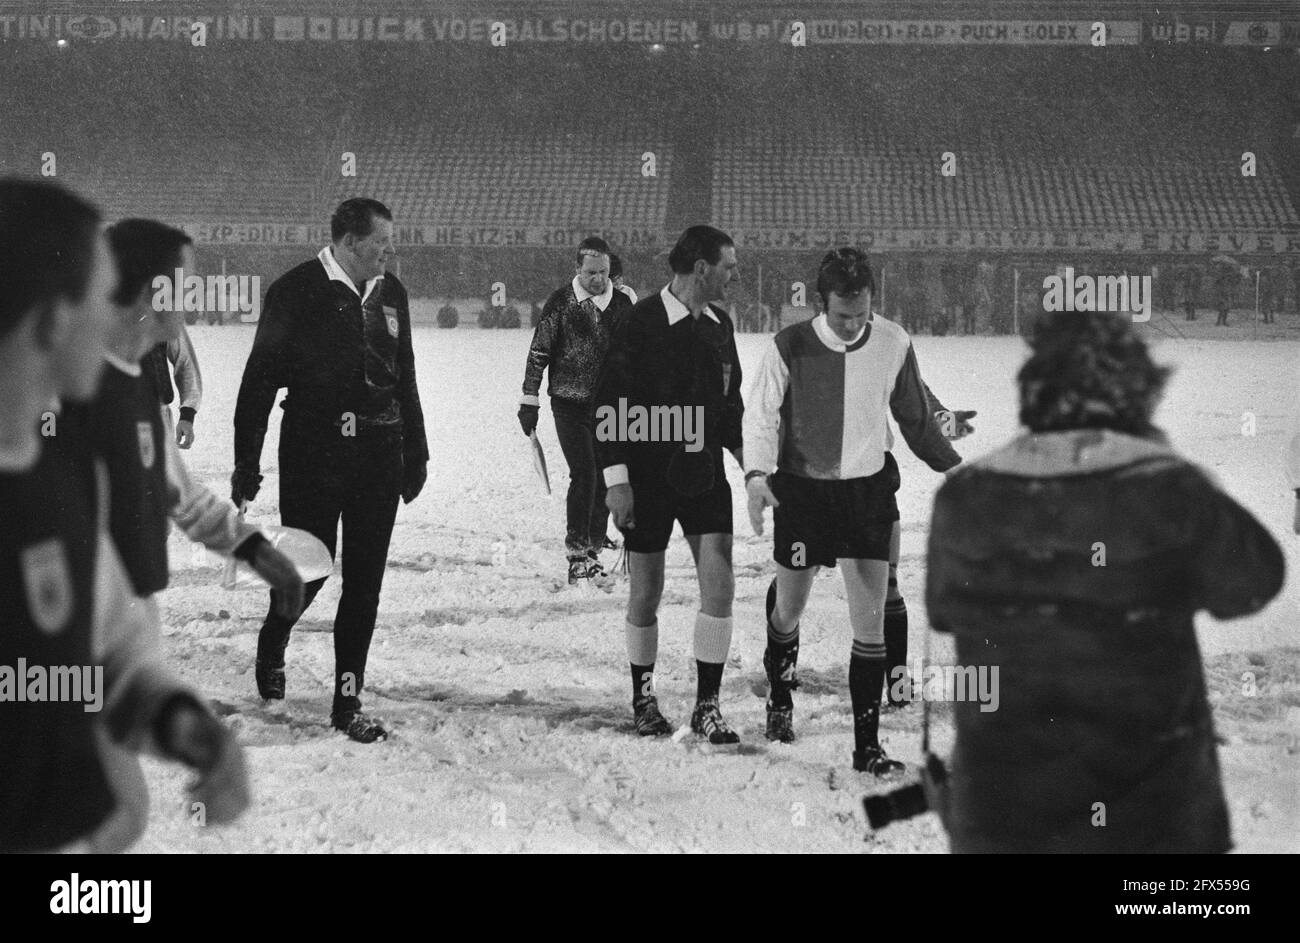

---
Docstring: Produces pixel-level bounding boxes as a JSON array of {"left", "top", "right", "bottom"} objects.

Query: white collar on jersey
[
  {"left": 662, "top": 285, "right": 720, "bottom": 326},
  {"left": 318, "top": 245, "right": 382, "bottom": 303},
  {"left": 812, "top": 313, "right": 870, "bottom": 352},
  {"left": 572, "top": 275, "right": 614, "bottom": 311}
]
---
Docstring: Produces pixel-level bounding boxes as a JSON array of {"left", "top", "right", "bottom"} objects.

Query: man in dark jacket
[
  {"left": 925, "top": 310, "right": 1284, "bottom": 853},
  {"left": 232, "top": 197, "right": 429, "bottom": 743},
  {"left": 592, "top": 225, "right": 745, "bottom": 743},
  {"left": 518, "top": 237, "right": 634, "bottom": 584}
]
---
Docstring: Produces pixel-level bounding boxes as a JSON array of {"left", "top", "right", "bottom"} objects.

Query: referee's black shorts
[
  {"left": 620, "top": 463, "right": 733, "bottom": 554},
  {"left": 770, "top": 452, "right": 900, "bottom": 568}
]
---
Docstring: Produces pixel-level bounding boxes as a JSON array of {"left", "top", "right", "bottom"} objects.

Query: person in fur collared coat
[{"left": 925, "top": 311, "right": 1284, "bottom": 853}]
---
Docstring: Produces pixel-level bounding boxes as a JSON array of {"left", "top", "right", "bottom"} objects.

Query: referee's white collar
[
  {"left": 662, "top": 285, "right": 720, "bottom": 326},
  {"left": 572, "top": 276, "right": 614, "bottom": 311},
  {"left": 319, "top": 246, "right": 381, "bottom": 303}
]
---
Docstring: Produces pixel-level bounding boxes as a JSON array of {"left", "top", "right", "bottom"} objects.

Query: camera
[{"left": 863, "top": 752, "right": 949, "bottom": 830}]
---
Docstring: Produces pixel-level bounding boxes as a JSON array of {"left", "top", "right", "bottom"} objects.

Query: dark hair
[
  {"left": 0, "top": 178, "right": 101, "bottom": 340},
  {"left": 667, "top": 225, "right": 733, "bottom": 275},
  {"left": 575, "top": 236, "right": 611, "bottom": 266},
  {"left": 608, "top": 253, "right": 624, "bottom": 279},
  {"left": 816, "top": 247, "right": 876, "bottom": 308},
  {"left": 1017, "top": 311, "right": 1171, "bottom": 436},
  {"left": 105, "top": 218, "right": 193, "bottom": 305},
  {"left": 331, "top": 197, "right": 392, "bottom": 243}
]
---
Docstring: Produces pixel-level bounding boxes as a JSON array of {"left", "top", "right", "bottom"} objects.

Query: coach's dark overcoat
[{"left": 926, "top": 428, "right": 1283, "bottom": 853}]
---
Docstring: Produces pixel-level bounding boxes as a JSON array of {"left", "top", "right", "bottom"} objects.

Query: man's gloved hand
[
  {"left": 176, "top": 419, "right": 196, "bottom": 449},
  {"left": 517, "top": 403, "right": 539, "bottom": 437},
  {"left": 248, "top": 540, "right": 304, "bottom": 620},
  {"left": 230, "top": 466, "right": 262, "bottom": 505},
  {"left": 158, "top": 696, "right": 250, "bottom": 826},
  {"left": 402, "top": 459, "right": 427, "bottom": 505}
]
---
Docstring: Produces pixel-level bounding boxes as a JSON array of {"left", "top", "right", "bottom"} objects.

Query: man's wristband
[
  {"left": 178, "top": 407, "right": 197, "bottom": 424},
  {"left": 745, "top": 470, "right": 768, "bottom": 483}
]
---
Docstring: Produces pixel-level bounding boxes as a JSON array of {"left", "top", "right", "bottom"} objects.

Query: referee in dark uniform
[
  {"left": 233, "top": 198, "right": 429, "bottom": 743},
  {"left": 593, "top": 225, "right": 746, "bottom": 744}
]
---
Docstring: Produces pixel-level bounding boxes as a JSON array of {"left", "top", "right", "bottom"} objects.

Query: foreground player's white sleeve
[
  {"left": 164, "top": 414, "right": 258, "bottom": 556},
  {"left": 1288, "top": 416, "right": 1300, "bottom": 491},
  {"left": 743, "top": 338, "right": 789, "bottom": 476},
  {"left": 167, "top": 325, "right": 203, "bottom": 414}
]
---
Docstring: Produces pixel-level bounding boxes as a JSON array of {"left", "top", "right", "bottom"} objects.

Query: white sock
[
  {"left": 693, "top": 612, "right": 733, "bottom": 664},
  {"left": 625, "top": 619, "right": 659, "bottom": 666}
]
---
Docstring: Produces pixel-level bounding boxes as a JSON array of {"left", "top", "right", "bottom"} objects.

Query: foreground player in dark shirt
[
  {"left": 233, "top": 197, "right": 429, "bottom": 743},
  {"left": 0, "top": 178, "right": 247, "bottom": 852}
]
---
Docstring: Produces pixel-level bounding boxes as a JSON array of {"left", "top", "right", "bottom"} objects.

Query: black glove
[
  {"left": 230, "top": 466, "right": 262, "bottom": 505},
  {"left": 517, "top": 403, "right": 539, "bottom": 437},
  {"left": 402, "top": 459, "right": 427, "bottom": 505}
]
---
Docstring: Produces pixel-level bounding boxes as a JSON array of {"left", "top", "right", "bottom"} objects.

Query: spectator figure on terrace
[
  {"left": 1258, "top": 266, "right": 1277, "bottom": 325},
  {"left": 1211, "top": 255, "right": 1240, "bottom": 326},
  {"left": 1180, "top": 264, "right": 1199, "bottom": 321}
]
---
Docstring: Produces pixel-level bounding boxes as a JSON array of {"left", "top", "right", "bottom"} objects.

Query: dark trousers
[
  {"left": 551, "top": 398, "right": 608, "bottom": 560},
  {"left": 256, "top": 421, "right": 403, "bottom": 712}
]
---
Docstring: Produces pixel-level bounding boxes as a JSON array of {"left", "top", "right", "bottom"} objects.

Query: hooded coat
[{"left": 925, "top": 428, "right": 1284, "bottom": 853}]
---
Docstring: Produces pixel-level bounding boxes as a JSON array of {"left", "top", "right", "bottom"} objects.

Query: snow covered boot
[
  {"left": 331, "top": 709, "right": 389, "bottom": 744},
  {"left": 853, "top": 746, "right": 905, "bottom": 777},
  {"left": 633, "top": 696, "right": 674, "bottom": 736},
  {"left": 567, "top": 557, "right": 591, "bottom": 585},
  {"left": 691, "top": 696, "right": 740, "bottom": 745},
  {"left": 331, "top": 696, "right": 388, "bottom": 743},
  {"left": 255, "top": 661, "right": 285, "bottom": 701}
]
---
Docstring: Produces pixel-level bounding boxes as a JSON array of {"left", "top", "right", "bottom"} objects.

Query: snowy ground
[{"left": 132, "top": 318, "right": 1300, "bottom": 853}]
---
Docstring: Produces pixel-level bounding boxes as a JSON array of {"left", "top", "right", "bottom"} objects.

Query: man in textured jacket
[
  {"left": 925, "top": 310, "right": 1284, "bottom": 853},
  {"left": 232, "top": 198, "right": 429, "bottom": 743},
  {"left": 518, "top": 237, "right": 634, "bottom": 583},
  {"left": 592, "top": 225, "right": 745, "bottom": 743}
]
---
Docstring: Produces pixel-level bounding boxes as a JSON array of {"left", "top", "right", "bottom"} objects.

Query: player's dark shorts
[
  {"left": 621, "top": 462, "right": 733, "bottom": 554},
  {"left": 770, "top": 453, "right": 900, "bottom": 567}
]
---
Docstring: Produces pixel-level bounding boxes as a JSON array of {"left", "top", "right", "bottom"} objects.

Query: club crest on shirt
[
  {"left": 137, "top": 421, "right": 155, "bottom": 469},
  {"left": 21, "top": 538, "right": 73, "bottom": 635},
  {"left": 383, "top": 305, "right": 399, "bottom": 338}
]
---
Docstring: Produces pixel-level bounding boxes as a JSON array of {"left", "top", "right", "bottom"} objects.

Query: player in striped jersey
[{"left": 744, "top": 247, "right": 962, "bottom": 775}]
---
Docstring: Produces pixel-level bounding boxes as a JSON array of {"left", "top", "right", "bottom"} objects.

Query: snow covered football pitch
[{"left": 134, "top": 324, "right": 1299, "bottom": 853}]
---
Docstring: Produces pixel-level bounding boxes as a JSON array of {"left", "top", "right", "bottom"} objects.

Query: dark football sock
[
  {"left": 849, "top": 647, "right": 887, "bottom": 752},
  {"left": 696, "top": 660, "right": 725, "bottom": 701},
  {"left": 631, "top": 663, "right": 655, "bottom": 706},
  {"left": 884, "top": 597, "right": 909, "bottom": 702}
]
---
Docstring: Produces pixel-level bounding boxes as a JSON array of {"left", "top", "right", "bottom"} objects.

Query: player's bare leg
[
  {"left": 842, "top": 557, "right": 906, "bottom": 776},
  {"left": 624, "top": 550, "right": 673, "bottom": 735},
  {"left": 763, "top": 563, "right": 819, "bottom": 742},
  {"left": 684, "top": 533, "right": 740, "bottom": 745}
]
